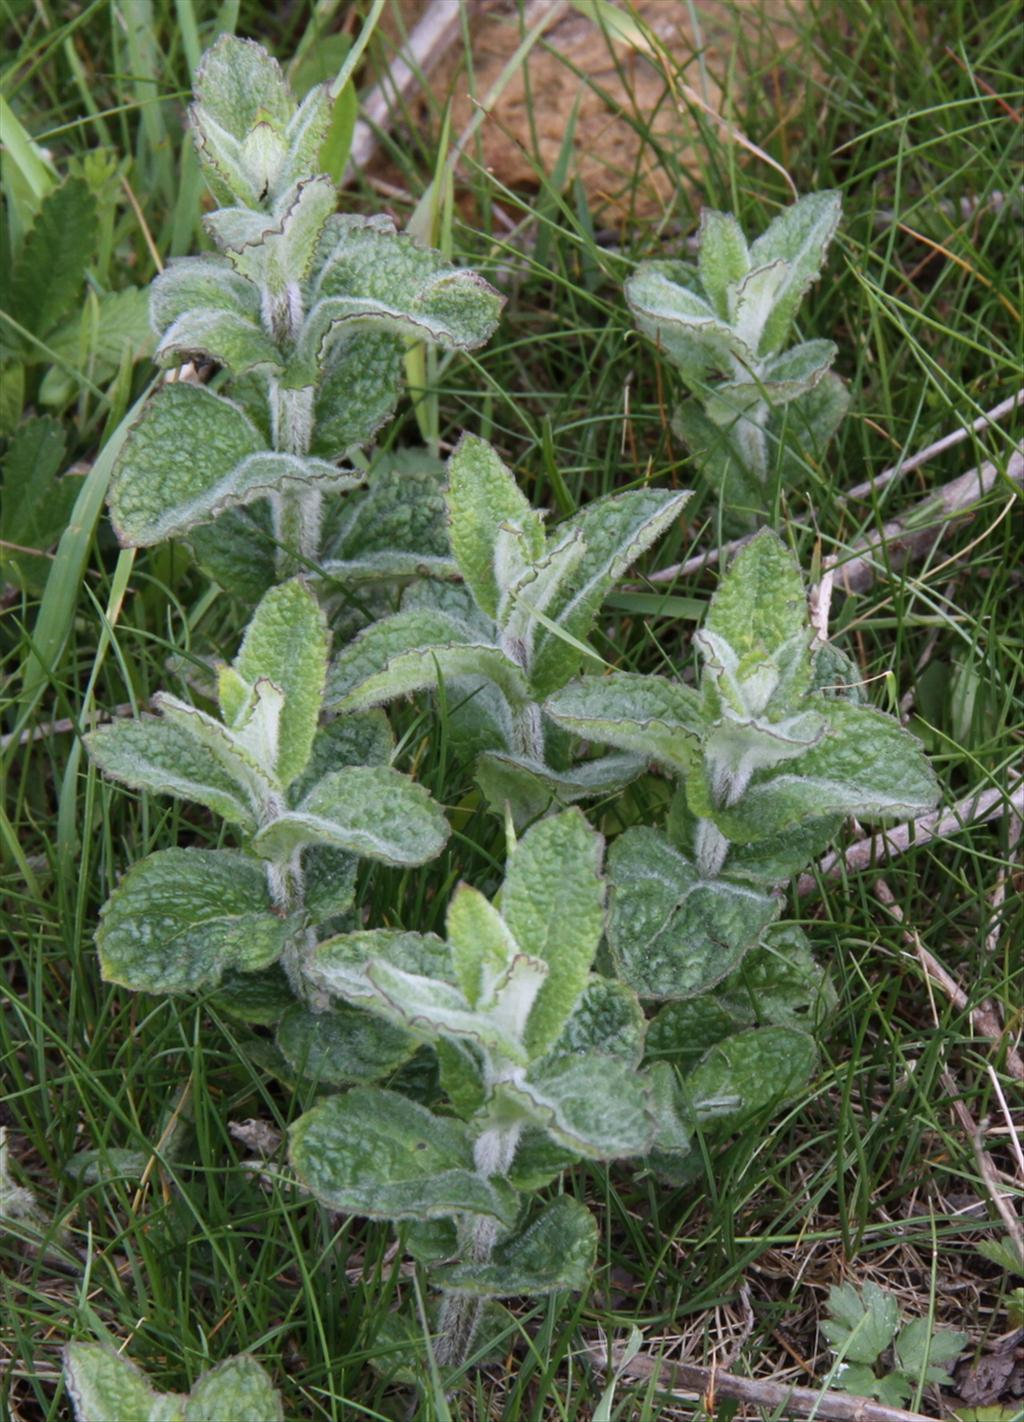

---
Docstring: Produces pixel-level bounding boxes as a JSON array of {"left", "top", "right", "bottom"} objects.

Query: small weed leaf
[
  {"left": 682, "top": 1024, "right": 818, "bottom": 1129},
  {"left": 433, "top": 1196, "right": 597, "bottom": 1298}
]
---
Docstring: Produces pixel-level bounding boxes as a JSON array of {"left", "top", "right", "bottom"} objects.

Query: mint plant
[
  {"left": 106, "top": 36, "right": 502, "bottom": 580},
  {"left": 626, "top": 193, "right": 848, "bottom": 528},
  {"left": 288, "top": 809, "right": 695, "bottom": 1368},
  {"left": 545, "top": 530, "right": 938, "bottom": 1072},
  {"left": 327, "top": 433, "right": 691, "bottom": 823},
  {"left": 64, "top": 1343, "right": 282, "bottom": 1422},
  {"left": 86, "top": 578, "right": 450, "bottom": 1076},
  {"left": 822, "top": 1282, "right": 967, "bottom": 1407}
]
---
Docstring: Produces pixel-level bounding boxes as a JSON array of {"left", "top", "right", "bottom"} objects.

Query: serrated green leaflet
[
  {"left": 433, "top": 1196, "right": 597, "bottom": 1298},
  {"left": 97, "top": 849, "right": 287, "bottom": 993},
  {"left": 446, "top": 433, "right": 538, "bottom": 618},
  {"left": 251, "top": 764, "right": 449, "bottom": 864},
  {"left": 227, "top": 579, "right": 328, "bottom": 787},
  {"left": 501, "top": 809, "right": 605, "bottom": 1056},
  {"left": 288, "top": 1087, "right": 520, "bottom": 1224},
  {"left": 545, "top": 671, "right": 705, "bottom": 773}
]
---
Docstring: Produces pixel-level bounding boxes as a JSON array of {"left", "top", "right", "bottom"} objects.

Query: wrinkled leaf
[{"left": 433, "top": 1196, "right": 596, "bottom": 1298}]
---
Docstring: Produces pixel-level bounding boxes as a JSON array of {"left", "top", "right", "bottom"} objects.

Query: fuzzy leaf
[
  {"left": 608, "top": 828, "right": 777, "bottom": 1000},
  {"left": 183, "top": 1357, "right": 283, "bottom": 1422},
  {"left": 705, "top": 701, "right": 940, "bottom": 842},
  {"left": 328, "top": 619, "right": 528, "bottom": 713},
  {"left": 683, "top": 1024, "right": 817, "bottom": 1128},
  {"left": 108, "top": 384, "right": 358, "bottom": 545},
  {"left": 625, "top": 265, "right": 749, "bottom": 381},
  {"left": 311, "top": 332, "right": 404, "bottom": 456},
  {"left": 545, "top": 672, "right": 705, "bottom": 774},
  {"left": 149, "top": 256, "right": 261, "bottom": 331},
  {"left": 530, "top": 488, "right": 691, "bottom": 697},
  {"left": 698, "top": 208, "right": 750, "bottom": 320},
  {"left": 502, "top": 1054, "right": 653, "bottom": 1159},
  {"left": 447, "top": 883, "right": 518, "bottom": 1007},
  {"left": 86, "top": 715, "right": 259, "bottom": 829},
  {"left": 446, "top": 433, "right": 539, "bottom": 618},
  {"left": 474, "top": 749, "right": 646, "bottom": 825},
  {"left": 97, "top": 849, "right": 287, "bottom": 994},
  {"left": 63, "top": 1343, "right": 160, "bottom": 1422},
  {"left": 704, "top": 529, "right": 807, "bottom": 661},
  {"left": 189, "top": 504, "right": 276, "bottom": 604},
  {"left": 288, "top": 1087, "right": 520, "bottom": 1224},
  {"left": 320, "top": 448, "right": 452, "bottom": 581},
  {"left": 360, "top": 959, "right": 535, "bottom": 1064},
  {"left": 252, "top": 765, "right": 449, "bottom": 865},
  {"left": 645, "top": 997, "right": 739, "bottom": 1066},
  {"left": 152, "top": 692, "right": 276, "bottom": 808},
  {"left": 311, "top": 929, "right": 453, "bottom": 1005},
  {"left": 155, "top": 307, "right": 283, "bottom": 377},
  {"left": 730, "top": 258, "right": 789, "bottom": 353},
  {"left": 433, "top": 1196, "right": 597, "bottom": 1298},
  {"left": 225, "top": 579, "right": 328, "bottom": 788},
  {"left": 501, "top": 809, "right": 606, "bottom": 1056},
  {"left": 748, "top": 191, "right": 842, "bottom": 353},
  {"left": 775, "top": 372, "right": 850, "bottom": 486},
  {"left": 287, "top": 711, "right": 394, "bottom": 802},
  {"left": 191, "top": 36, "right": 293, "bottom": 202},
  {"left": 276, "top": 1002, "right": 416, "bottom": 1085},
  {"left": 7, "top": 177, "right": 98, "bottom": 338},
  {"left": 207, "top": 176, "right": 337, "bottom": 289},
  {"left": 547, "top": 975, "right": 646, "bottom": 1067},
  {"left": 717, "top": 925, "right": 837, "bottom": 1030}
]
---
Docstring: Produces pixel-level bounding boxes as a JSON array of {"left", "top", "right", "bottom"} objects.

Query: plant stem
[
  {"left": 266, "top": 850, "right": 327, "bottom": 1011},
  {"left": 434, "top": 1123, "right": 521, "bottom": 1370}
]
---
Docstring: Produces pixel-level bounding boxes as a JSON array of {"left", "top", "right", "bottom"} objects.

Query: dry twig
[{"left": 584, "top": 1336, "right": 942, "bottom": 1422}]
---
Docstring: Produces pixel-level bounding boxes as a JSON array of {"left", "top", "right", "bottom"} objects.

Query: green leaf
[
  {"left": 608, "top": 828, "right": 777, "bottom": 1000},
  {"left": 191, "top": 36, "right": 294, "bottom": 205},
  {"left": 706, "top": 701, "right": 939, "bottom": 842},
  {"left": 697, "top": 208, "right": 749, "bottom": 320},
  {"left": 46, "top": 288, "right": 154, "bottom": 376},
  {"left": 208, "top": 965, "right": 294, "bottom": 1025},
  {"left": 544, "top": 672, "right": 705, "bottom": 774},
  {"left": 311, "top": 332, "right": 404, "bottom": 457},
  {"left": 717, "top": 924, "right": 836, "bottom": 1030},
  {"left": 86, "top": 714, "right": 260, "bottom": 829},
  {"left": 530, "top": 488, "right": 691, "bottom": 697},
  {"left": 730, "top": 258, "right": 789, "bottom": 353},
  {"left": 646, "top": 997, "right": 741, "bottom": 1065},
  {"left": 276, "top": 1002, "right": 416, "bottom": 1085},
  {"left": 433, "top": 1196, "right": 597, "bottom": 1298},
  {"left": 502, "top": 1054, "right": 653, "bottom": 1159},
  {"left": 152, "top": 691, "right": 278, "bottom": 807},
  {"left": 724, "top": 815, "right": 840, "bottom": 885},
  {"left": 252, "top": 765, "right": 449, "bottom": 865},
  {"left": 183, "top": 1356, "right": 283, "bottom": 1422},
  {"left": 108, "top": 383, "right": 358, "bottom": 545},
  {"left": 894, "top": 1317, "right": 967, "bottom": 1382},
  {"left": 704, "top": 529, "right": 807, "bottom": 661},
  {"left": 446, "top": 433, "right": 540, "bottom": 618},
  {"left": 683, "top": 1025, "right": 817, "bottom": 1129},
  {"left": 748, "top": 191, "right": 842, "bottom": 353},
  {"left": 320, "top": 448, "right": 453, "bottom": 581},
  {"left": 546, "top": 975, "right": 646, "bottom": 1067},
  {"left": 311, "top": 928, "right": 453, "bottom": 1004},
  {"left": 823, "top": 1282, "right": 901, "bottom": 1366},
  {"left": 155, "top": 307, "right": 283, "bottom": 378},
  {"left": 7, "top": 177, "right": 98, "bottom": 338},
  {"left": 287, "top": 710, "right": 393, "bottom": 801},
  {"left": 208, "top": 176, "right": 336, "bottom": 289},
  {"left": 225, "top": 579, "right": 328, "bottom": 788},
  {"left": 775, "top": 372, "right": 849, "bottom": 487},
  {"left": 288, "top": 1087, "right": 520, "bottom": 1224},
  {"left": 0, "top": 415, "right": 75, "bottom": 592},
  {"left": 501, "top": 809, "right": 606, "bottom": 1056},
  {"left": 97, "top": 849, "right": 287, "bottom": 993},
  {"left": 474, "top": 749, "right": 645, "bottom": 826},
  {"left": 327, "top": 614, "right": 528, "bottom": 713},
  {"left": 150, "top": 257, "right": 261, "bottom": 331},
  {"left": 447, "top": 883, "right": 518, "bottom": 1007},
  {"left": 63, "top": 1343, "right": 161, "bottom": 1422},
  {"left": 625, "top": 265, "right": 748, "bottom": 382},
  {"left": 189, "top": 504, "right": 276, "bottom": 605}
]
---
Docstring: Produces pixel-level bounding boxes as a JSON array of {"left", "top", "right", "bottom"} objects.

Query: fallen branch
[
  {"left": 835, "top": 449, "right": 1023, "bottom": 594},
  {"left": 797, "top": 779, "right": 1023, "bottom": 896},
  {"left": 842, "top": 390, "right": 1023, "bottom": 503},
  {"left": 343, "top": 3, "right": 469, "bottom": 184},
  {"left": 584, "top": 1337, "right": 942, "bottom": 1422}
]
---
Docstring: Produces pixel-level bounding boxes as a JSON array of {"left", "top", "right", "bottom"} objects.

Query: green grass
[{"left": 2, "top": 1, "right": 1022, "bottom": 1418}]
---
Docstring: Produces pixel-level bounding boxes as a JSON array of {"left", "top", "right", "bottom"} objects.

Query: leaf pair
[
  {"left": 626, "top": 193, "right": 848, "bottom": 523},
  {"left": 328, "top": 434, "right": 690, "bottom": 819},
  {"left": 64, "top": 1343, "right": 282, "bottom": 1422},
  {"left": 87, "top": 580, "right": 449, "bottom": 994}
]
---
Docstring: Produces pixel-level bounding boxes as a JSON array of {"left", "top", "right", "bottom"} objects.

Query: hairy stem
[
  {"left": 434, "top": 1123, "right": 522, "bottom": 1370},
  {"left": 266, "top": 851, "right": 327, "bottom": 1011}
]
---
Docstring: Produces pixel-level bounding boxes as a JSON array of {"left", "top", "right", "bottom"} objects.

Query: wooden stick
[
  {"left": 583, "top": 1337, "right": 943, "bottom": 1422},
  {"left": 842, "top": 390, "right": 1023, "bottom": 503},
  {"left": 343, "top": 1, "right": 470, "bottom": 184},
  {"left": 796, "top": 779, "right": 1024, "bottom": 896},
  {"left": 835, "top": 449, "right": 1023, "bottom": 594}
]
